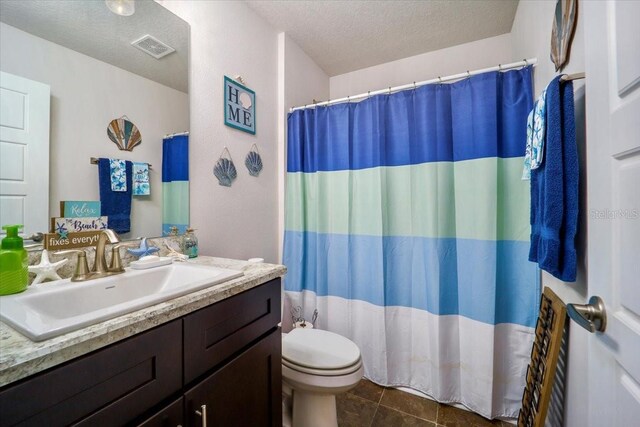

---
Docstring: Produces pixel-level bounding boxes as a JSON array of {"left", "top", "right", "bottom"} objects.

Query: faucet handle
[
  {"left": 52, "top": 249, "right": 91, "bottom": 281},
  {"left": 109, "top": 245, "right": 126, "bottom": 273},
  {"left": 109, "top": 241, "right": 140, "bottom": 273}
]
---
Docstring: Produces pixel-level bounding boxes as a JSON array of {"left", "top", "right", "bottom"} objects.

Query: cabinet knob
[{"left": 195, "top": 404, "right": 207, "bottom": 427}]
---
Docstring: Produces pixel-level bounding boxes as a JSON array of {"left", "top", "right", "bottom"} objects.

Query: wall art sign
[
  {"left": 53, "top": 217, "right": 109, "bottom": 234},
  {"left": 44, "top": 230, "right": 103, "bottom": 250},
  {"left": 224, "top": 76, "right": 256, "bottom": 135},
  {"left": 59, "top": 201, "right": 101, "bottom": 218}
]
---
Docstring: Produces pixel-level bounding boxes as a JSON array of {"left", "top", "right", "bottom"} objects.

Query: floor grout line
[
  {"left": 378, "top": 402, "right": 438, "bottom": 424},
  {"left": 368, "top": 404, "right": 379, "bottom": 427}
]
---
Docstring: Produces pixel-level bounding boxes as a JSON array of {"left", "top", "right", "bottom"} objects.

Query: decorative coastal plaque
[
  {"left": 224, "top": 76, "right": 256, "bottom": 134},
  {"left": 44, "top": 230, "right": 103, "bottom": 250},
  {"left": 53, "top": 217, "right": 108, "bottom": 234},
  {"left": 59, "top": 201, "right": 101, "bottom": 218}
]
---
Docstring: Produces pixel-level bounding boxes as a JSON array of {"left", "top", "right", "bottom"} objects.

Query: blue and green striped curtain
[
  {"left": 162, "top": 134, "right": 189, "bottom": 235},
  {"left": 283, "top": 67, "right": 539, "bottom": 419}
]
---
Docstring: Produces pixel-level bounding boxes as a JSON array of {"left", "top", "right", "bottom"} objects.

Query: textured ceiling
[
  {"left": 0, "top": 0, "right": 189, "bottom": 92},
  {"left": 246, "top": 0, "right": 519, "bottom": 76}
]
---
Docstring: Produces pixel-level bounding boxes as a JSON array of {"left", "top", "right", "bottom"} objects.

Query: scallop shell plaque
[
  {"left": 245, "top": 145, "right": 263, "bottom": 177},
  {"left": 214, "top": 157, "right": 237, "bottom": 187},
  {"left": 107, "top": 117, "right": 142, "bottom": 151}
]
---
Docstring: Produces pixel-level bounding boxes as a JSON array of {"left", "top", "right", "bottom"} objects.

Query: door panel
[
  {"left": 0, "top": 71, "right": 50, "bottom": 235},
  {"left": 584, "top": 1, "right": 640, "bottom": 426}
]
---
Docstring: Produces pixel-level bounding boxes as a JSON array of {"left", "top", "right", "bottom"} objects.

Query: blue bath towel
[
  {"left": 98, "top": 158, "right": 132, "bottom": 234},
  {"left": 529, "top": 76, "right": 578, "bottom": 282}
]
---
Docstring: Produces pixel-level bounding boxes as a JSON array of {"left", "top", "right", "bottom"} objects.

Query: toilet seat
[
  {"left": 282, "top": 356, "right": 362, "bottom": 376},
  {"left": 282, "top": 328, "right": 361, "bottom": 371}
]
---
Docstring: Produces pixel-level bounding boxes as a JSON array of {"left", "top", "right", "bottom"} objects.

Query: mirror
[{"left": 0, "top": 0, "right": 189, "bottom": 240}]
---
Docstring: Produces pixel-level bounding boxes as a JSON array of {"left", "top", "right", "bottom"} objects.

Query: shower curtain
[
  {"left": 283, "top": 66, "right": 538, "bottom": 419},
  {"left": 162, "top": 134, "right": 189, "bottom": 235}
]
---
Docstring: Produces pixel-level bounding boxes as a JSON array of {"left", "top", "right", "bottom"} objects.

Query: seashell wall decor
[
  {"left": 107, "top": 116, "right": 142, "bottom": 151},
  {"left": 213, "top": 147, "right": 237, "bottom": 187},
  {"left": 245, "top": 143, "right": 263, "bottom": 177}
]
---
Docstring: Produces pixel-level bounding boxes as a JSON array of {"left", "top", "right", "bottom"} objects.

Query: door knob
[{"left": 567, "top": 296, "right": 607, "bottom": 333}]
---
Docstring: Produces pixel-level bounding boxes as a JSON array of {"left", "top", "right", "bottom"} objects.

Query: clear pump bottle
[{"left": 183, "top": 228, "right": 198, "bottom": 258}]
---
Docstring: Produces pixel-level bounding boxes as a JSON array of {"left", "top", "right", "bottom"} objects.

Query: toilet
[{"left": 281, "top": 328, "right": 364, "bottom": 427}]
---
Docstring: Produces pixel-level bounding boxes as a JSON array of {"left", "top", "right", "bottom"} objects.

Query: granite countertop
[{"left": 0, "top": 256, "right": 286, "bottom": 387}]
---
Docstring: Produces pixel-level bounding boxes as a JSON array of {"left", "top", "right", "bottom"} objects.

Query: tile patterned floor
[{"left": 336, "top": 379, "right": 514, "bottom": 427}]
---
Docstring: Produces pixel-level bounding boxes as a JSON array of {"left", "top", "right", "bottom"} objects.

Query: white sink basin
[{"left": 0, "top": 262, "right": 243, "bottom": 341}]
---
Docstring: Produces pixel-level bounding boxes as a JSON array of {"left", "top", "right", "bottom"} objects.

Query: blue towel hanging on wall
[
  {"left": 98, "top": 158, "right": 133, "bottom": 234},
  {"left": 529, "top": 75, "right": 579, "bottom": 282}
]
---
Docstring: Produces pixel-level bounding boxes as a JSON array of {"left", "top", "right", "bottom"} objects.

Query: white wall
[
  {"left": 158, "top": 1, "right": 280, "bottom": 263},
  {"left": 511, "top": 2, "right": 588, "bottom": 427},
  {"left": 277, "top": 34, "right": 330, "bottom": 261},
  {"left": 0, "top": 22, "right": 189, "bottom": 239},
  {"left": 330, "top": 33, "right": 513, "bottom": 99}
]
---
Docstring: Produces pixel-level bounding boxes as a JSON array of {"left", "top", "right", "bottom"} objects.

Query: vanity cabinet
[{"left": 0, "top": 278, "right": 282, "bottom": 427}]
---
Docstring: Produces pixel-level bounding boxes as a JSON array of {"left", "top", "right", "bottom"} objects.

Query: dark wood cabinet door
[
  {"left": 184, "top": 328, "right": 281, "bottom": 427},
  {"left": 183, "top": 278, "right": 281, "bottom": 385},
  {"left": 0, "top": 320, "right": 182, "bottom": 427},
  {"left": 136, "top": 397, "right": 184, "bottom": 427}
]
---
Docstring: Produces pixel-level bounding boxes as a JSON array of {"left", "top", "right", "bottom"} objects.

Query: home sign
[{"left": 224, "top": 76, "right": 255, "bottom": 135}]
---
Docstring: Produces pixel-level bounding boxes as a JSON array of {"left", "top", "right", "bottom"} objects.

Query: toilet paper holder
[{"left": 291, "top": 306, "right": 318, "bottom": 329}]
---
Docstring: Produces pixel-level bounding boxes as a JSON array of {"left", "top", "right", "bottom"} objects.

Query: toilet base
[{"left": 292, "top": 390, "right": 338, "bottom": 427}]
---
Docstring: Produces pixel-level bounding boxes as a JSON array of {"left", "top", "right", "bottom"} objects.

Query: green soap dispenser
[{"left": 0, "top": 225, "right": 28, "bottom": 295}]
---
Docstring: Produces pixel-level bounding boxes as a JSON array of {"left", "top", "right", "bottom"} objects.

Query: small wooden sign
[
  {"left": 52, "top": 217, "right": 108, "bottom": 233},
  {"left": 44, "top": 230, "right": 103, "bottom": 250},
  {"left": 59, "top": 201, "right": 101, "bottom": 218}
]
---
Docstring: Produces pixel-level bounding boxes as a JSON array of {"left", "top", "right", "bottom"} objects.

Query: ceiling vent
[{"left": 131, "top": 34, "right": 175, "bottom": 59}]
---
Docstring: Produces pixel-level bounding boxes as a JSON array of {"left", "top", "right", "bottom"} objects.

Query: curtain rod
[
  {"left": 164, "top": 131, "right": 189, "bottom": 138},
  {"left": 290, "top": 58, "right": 538, "bottom": 112},
  {"left": 90, "top": 157, "right": 152, "bottom": 169}
]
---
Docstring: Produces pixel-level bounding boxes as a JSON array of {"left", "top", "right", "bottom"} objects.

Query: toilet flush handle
[{"left": 195, "top": 404, "right": 207, "bottom": 427}]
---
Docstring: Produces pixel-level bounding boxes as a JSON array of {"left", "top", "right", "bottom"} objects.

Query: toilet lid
[{"left": 282, "top": 328, "right": 361, "bottom": 370}]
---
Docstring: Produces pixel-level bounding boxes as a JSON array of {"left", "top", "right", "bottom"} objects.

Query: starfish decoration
[
  {"left": 55, "top": 223, "right": 69, "bottom": 240},
  {"left": 127, "top": 238, "right": 160, "bottom": 258},
  {"left": 28, "top": 250, "right": 68, "bottom": 285}
]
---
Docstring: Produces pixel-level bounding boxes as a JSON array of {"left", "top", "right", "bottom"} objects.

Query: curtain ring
[
  {"left": 347, "top": 95, "right": 350, "bottom": 103},
  {"left": 388, "top": 86, "right": 392, "bottom": 95},
  {"left": 413, "top": 81, "right": 416, "bottom": 90},
  {"left": 498, "top": 64, "right": 502, "bottom": 71},
  {"left": 368, "top": 90, "right": 371, "bottom": 99},
  {"left": 466, "top": 70, "right": 471, "bottom": 79},
  {"left": 438, "top": 76, "right": 442, "bottom": 84},
  {"left": 523, "top": 58, "right": 528, "bottom": 66}
]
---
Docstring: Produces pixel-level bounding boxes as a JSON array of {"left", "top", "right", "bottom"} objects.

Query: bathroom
[{"left": 0, "top": 0, "right": 638, "bottom": 426}]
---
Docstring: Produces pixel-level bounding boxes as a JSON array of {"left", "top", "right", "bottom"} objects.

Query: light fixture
[{"left": 105, "top": 0, "right": 135, "bottom": 17}]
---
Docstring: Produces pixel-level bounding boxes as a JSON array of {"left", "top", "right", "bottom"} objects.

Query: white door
[
  {"left": 583, "top": 1, "right": 640, "bottom": 426},
  {"left": 0, "top": 71, "right": 50, "bottom": 236}
]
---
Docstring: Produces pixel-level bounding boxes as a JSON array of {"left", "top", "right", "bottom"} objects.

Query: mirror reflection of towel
[
  {"left": 98, "top": 158, "right": 132, "bottom": 234},
  {"left": 109, "top": 159, "right": 127, "bottom": 192},
  {"left": 132, "top": 162, "right": 150, "bottom": 196}
]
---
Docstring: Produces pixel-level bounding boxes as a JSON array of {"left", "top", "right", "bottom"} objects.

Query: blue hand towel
[
  {"left": 98, "top": 158, "right": 132, "bottom": 234},
  {"left": 529, "top": 76, "right": 578, "bottom": 282}
]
